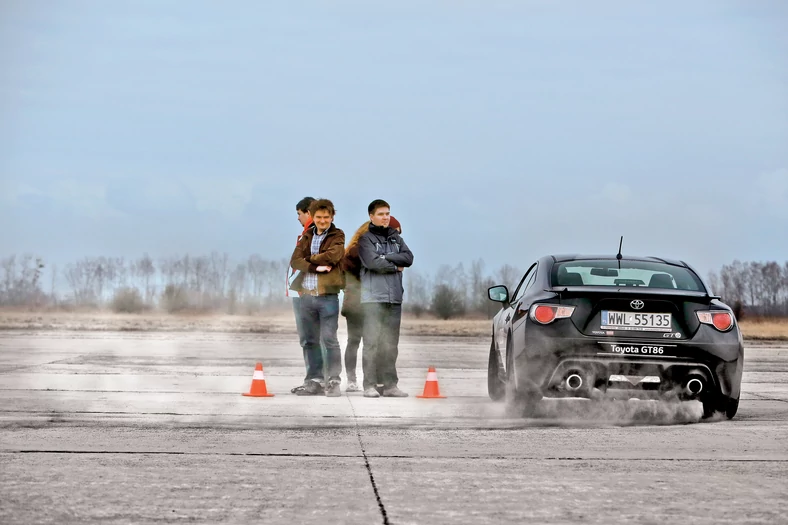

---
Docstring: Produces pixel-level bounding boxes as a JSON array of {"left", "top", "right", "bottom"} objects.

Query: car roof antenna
[{"left": 616, "top": 236, "right": 623, "bottom": 269}]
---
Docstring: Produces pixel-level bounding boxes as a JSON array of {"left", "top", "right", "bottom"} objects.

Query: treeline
[
  {"left": 3, "top": 253, "right": 787, "bottom": 319},
  {"left": 707, "top": 260, "right": 788, "bottom": 318},
  {"left": 0, "top": 253, "right": 521, "bottom": 318},
  {"left": 0, "top": 253, "right": 290, "bottom": 315}
]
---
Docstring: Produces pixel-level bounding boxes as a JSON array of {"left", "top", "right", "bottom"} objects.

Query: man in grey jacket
[{"left": 357, "top": 199, "right": 414, "bottom": 398}]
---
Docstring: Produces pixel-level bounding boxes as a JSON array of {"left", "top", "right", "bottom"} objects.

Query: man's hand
[
  {"left": 316, "top": 265, "right": 332, "bottom": 273},
  {"left": 397, "top": 267, "right": 404, "bottom": 272}
]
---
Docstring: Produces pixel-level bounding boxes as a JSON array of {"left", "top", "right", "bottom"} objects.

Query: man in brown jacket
[{"left": 289, "top": 199, "right": 346, "bottom": 397}]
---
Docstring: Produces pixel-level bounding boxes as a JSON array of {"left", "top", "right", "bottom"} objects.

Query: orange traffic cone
[
  {"left": 242, "top": 363, "right": 275, "bottom": 397},
  {"left": 416, "top": 366, "right": 446, "bottom": 398}
]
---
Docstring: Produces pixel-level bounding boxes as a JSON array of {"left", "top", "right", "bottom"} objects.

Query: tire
[
  {"left": 505, "top": 334, "right": 538, "bottom": 417},
  {"left": 488, "top": 336, "right": 506, "bottom": 402},
  {"left": 724, "top": 397, "right": 740, "bottom": 419},
  {"left": 702, "top": 395, "right": 740, "bottom": 420}
]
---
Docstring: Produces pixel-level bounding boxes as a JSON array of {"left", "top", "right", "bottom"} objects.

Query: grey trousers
[{"left": 361, "top": 303, "right": 402, "bottom": 390}]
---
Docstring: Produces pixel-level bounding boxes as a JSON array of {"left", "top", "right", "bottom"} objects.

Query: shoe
[
  {"left": 363, "top": 387, "right": 380, "bottom": 398},
  {"left": 290, "top": 381, "right": 309, "bottom": 394},
  {"left": 382, "top": 386, "right": 408, "bottom": 398},
  {"left": 346, "top": 380, "right": 360, "bottom": 393},
  {"left": 326, "top": 380, "right": 341, "bottom": 397},
  {"left": 295, "top": 380, "right": 324, "bottom": 396}
]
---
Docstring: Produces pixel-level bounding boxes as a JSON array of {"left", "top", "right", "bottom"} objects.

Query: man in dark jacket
[
  {"left": 358, "top": 199, "right": 414, "bottom": 398},
  {"left": 289, "top": 199, "right": 346, "bottom": 397}
]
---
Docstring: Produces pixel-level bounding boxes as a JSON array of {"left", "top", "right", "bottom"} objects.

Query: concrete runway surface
[{"left": 1, "top": 331, "right": 787, "bottom": 525}]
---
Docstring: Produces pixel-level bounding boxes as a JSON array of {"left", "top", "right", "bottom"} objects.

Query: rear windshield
[{"left": 551, "top": 260, "right": 705, "bottom": 292}]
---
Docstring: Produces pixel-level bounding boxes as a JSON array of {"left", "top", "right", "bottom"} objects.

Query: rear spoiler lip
[{"left": 546, "top": 286, "right": 720, "bottom": 300}]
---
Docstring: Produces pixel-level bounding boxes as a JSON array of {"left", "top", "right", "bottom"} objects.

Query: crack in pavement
[
  {"left": 0, "top": 357, "right": 83, "bottom": 374},
  {"left": 746, "top": 392, "right": 788, "bottom": 404},
  {"left": 347, "top": 395, "right": 390, "bottom": 525}
]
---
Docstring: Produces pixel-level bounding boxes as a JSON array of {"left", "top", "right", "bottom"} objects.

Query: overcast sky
[{"left": 2, "top": 1, "right": 786, "bottom": 284}]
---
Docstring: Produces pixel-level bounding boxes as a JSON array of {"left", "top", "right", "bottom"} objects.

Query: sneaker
[
  {"left": 382, "top": 386, "right": 409, "bottom": 398},
  {"left": 290, "top": 381, "right": 310, "bottom": 394},
  {"left": 295, "top": 380, "right": 324, "bottom": 396},
  {"left": 363, "top": 387, "right": 380, "bottom": 398},
  {"left": 346, "top": 380, "right": 360, "bottom": 393},
  {"left": 325, "top": 380, "right": 341, "bottom": 397}
]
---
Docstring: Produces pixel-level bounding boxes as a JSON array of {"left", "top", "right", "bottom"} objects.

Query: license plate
[{"left": 601, "top": 311, "right": 672, "bottom": 332}]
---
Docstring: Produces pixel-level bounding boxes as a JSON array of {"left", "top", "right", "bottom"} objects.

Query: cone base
[
  {"left": 416, "top": 395, "right": 446, "bottom": 399},
  {"left": 242, "top": 392, "right": 275, "bottom": 397}
]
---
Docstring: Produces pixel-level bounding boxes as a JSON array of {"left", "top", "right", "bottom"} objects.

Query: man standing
[
  {"left": 287, "top": 197, "right": 319, "bottom": 394},
  {"left": 358, "top": 200, "right": 414, "bottom": 398},
  {"left": 289, "top": 199, "right": 346, "bottom": 397}
]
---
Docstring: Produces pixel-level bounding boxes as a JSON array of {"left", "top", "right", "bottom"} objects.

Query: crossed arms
[
  {"left": 290, "top": 231, "right": 345, "bottom": 273},
  {"left": 358, "top": 235, "right": 414, "bottom": 274}
]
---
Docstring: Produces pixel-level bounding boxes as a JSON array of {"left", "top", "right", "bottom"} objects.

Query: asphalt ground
[{"left": 1, "top": 331, "right": 787, "bottom": 524}]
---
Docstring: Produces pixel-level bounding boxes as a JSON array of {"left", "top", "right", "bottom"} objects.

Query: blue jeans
[{"left": 299, "top": 294, "right": 342, "bottom": 383}]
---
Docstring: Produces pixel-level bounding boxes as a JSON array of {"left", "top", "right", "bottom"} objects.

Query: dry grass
[
  {"left": 0, "top": 309, "right": 491, "bottom": 337},
  {"left": 0, "top": 309, "right": 786, "bottom": 340},
  {"left": 400, "top": 318, "right": 489, "bottom": 337},
  {"left": 0, "top": 309, "right": 296, "bottom": 334},
  {"left": 738, "top": 319, "right": 788, "bottom": 341}
]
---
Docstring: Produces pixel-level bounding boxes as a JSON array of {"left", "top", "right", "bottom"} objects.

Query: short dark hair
[
  {"left": 309, "top": 198, "right": 336, "bottom": 217},
  {"left": 296, "top": 197, "right": 315, "bottom": 213},
  {"left": 368, "top": 199, "right": 390, "bottom": 215}
]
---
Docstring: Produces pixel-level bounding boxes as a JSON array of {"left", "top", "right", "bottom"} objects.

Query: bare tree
[
  {"left": 64, "top": 258, "right": 97, "bottom": 306},
  {"left": 50, "top": 263, "right": 58, "bottom": 306},
  {"left": 208, "top": 251, "right": 229, "bottom": 301},
  {"left": 404, "top": 269, "right": 431, "bottom": 317},
  {"left": 0, "top": 255, "right": 45, "bottom": 306},
  {"left": 495, "top": 264, "right": 522, "bottom": 292},
  {"left": 707, "top": 271, "right": 722, "bottom": 297},
  {"left": 761, "top": 261, "right": 782, "bottom": 309},
  {"left": 247, "top": 254, "right": 265, "bottom": 298},
  {"left": 137, "top": 254, "right": 155, "bottom": 304},
  {"left": 0, "top": 256, "right": 16, "bottom": 302}
]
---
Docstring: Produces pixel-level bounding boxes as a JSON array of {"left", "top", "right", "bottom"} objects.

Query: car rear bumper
[{"left": 513, "top": 324, "right": 744, "bottom": 401}]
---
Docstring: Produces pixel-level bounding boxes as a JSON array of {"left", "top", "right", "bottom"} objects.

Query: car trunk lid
[{"left": 549, "top": 286, "right": 714, "bottom": 340}]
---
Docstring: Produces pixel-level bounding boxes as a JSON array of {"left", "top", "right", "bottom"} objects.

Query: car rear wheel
[
  {"left": 505, "top": 335, "right": 538, "bottom": 417},
  {"left": 702, "top": 394, "right": 739, "bottom": 420},
  {"left": 488, "top": 336, "right": 505, "bottom": 401}
]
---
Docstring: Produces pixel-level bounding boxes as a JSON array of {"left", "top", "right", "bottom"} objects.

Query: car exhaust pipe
[
  {"left": 685, "top": 377, "right": 704, "bottom": 396},
  {"left": 566, "top": 373, "right": 583, "bottom": 391}
]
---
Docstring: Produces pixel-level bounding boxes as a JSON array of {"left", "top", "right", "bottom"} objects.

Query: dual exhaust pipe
[{"left": 563, "top": 370, "right": 705, "bottom": 396}]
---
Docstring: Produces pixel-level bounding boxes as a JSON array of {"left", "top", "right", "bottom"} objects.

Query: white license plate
[{"left": 601, "top": 311, "right": 672, "bottom": 332}]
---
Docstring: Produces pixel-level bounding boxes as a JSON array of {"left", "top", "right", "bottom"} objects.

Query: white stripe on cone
[
  {"left": 253, "top": 371, "right": 266, "bottom": 380},
  {"left": 426, "top": 372, "right": 438, "bottom": 381}
]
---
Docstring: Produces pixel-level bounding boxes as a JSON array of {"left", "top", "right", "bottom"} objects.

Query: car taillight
[
  {"left": 697, "top": 311, "right": 734, "bottom": 332},
  {"left": 530, "top": 304, "right": 575, "bottom": 324}
]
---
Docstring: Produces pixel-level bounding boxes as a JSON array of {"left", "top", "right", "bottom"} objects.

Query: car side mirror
[{"left": 487, "top": 285, "right": 509, "bottom": 303}]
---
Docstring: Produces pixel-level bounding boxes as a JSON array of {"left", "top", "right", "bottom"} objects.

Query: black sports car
[{"left": 486, "top": 254, "right": 743, "bottom": 419}]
